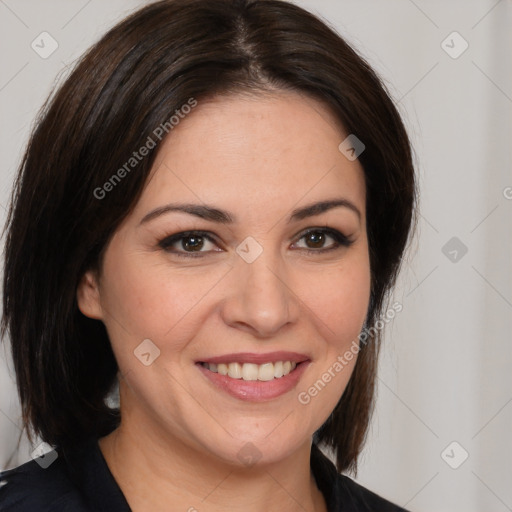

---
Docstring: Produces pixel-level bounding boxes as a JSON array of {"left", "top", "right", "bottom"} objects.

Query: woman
[{"left": 0, "top": 0, "right": 417, "bottom": 510}]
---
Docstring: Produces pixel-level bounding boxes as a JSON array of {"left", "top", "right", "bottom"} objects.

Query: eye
[
  {"left": 159, "top": 231, "right": 221, "bottom": 257},
  {"left": 159, "top": 227, "right": 353, "bottom": 258},
  {"left": 292, "top": 228, "right": 353, "bottom": 253}
]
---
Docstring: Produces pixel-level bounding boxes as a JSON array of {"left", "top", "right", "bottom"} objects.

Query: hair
[{"left": 1, "top": 0, "right": 417, "bottom": 474}]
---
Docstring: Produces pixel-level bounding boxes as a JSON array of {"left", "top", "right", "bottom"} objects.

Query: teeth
[
  {"left": 274, "top": 361, "right": 284, "bottom": 378},
  {"left": 242, "top": 363, "right": 258, "bottom": 381},
  {"left": 227, "top": 362, "right": 242, "bottom": 379},
  {"left": 258, "top": 363, "right": 274, "bottom": 381},
  {"left": 203, "top": 361, "right": 298, "bottom": 381}
]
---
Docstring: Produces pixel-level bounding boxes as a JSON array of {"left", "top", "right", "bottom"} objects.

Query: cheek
[
  {"left": 294, "top": 258, "right": 370, "bottom": 426},
  {"left": 98, "top": 248, "right": 232, "bottom": 355},
  {"left": 300, "top": 257, "right": 371, "bottom": 346}
]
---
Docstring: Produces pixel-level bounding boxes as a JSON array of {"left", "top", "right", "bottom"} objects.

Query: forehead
[{"left": 136, "top": 92, "right": 366, "bottom": 221}]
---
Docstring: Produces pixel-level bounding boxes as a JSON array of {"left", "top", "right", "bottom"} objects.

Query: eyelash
[{"left": 158, "top": 228, "right": 354, "bottom": 259}]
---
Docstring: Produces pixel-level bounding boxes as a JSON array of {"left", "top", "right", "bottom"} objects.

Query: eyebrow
[{"left": 139, "top": 198, "right": 361, "bottom": 226}]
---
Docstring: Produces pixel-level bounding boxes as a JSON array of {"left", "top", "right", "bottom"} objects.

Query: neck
[{"left": 99, "top": 417, "right": 327, "bottom": 512}]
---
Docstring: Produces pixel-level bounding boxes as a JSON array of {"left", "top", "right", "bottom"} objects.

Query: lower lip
[{"left": 196, "top": 362, "right": 310, "bottom": 402}]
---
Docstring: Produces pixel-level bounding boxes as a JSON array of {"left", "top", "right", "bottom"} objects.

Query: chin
[{"left": 197, "top": 426, "right": 311, "bottom": 470}]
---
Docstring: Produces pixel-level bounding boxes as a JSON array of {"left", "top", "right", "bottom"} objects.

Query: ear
[{"left": 76, "top": 269, "right": 103, "bottom": 320}]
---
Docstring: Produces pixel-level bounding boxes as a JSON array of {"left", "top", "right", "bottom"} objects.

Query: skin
[{"left": 77, "top": 90, "right": 371, "bottom": 512}]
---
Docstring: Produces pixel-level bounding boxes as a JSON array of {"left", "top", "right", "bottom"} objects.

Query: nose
[{"left": 220, "top": 249, "right": 300, "bottom": 338}]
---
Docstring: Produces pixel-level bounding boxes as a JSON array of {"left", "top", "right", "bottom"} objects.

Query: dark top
[{"left": 0, "top": 439, "right": 409, "bottom": 511}]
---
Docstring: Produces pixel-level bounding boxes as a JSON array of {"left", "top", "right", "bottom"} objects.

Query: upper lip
[{"left": 198, "top": 351, "right": 310, "bottom": 365}]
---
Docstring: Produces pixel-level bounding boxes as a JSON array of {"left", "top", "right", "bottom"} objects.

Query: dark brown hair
[{"left": 1, "top": 0, "right": 416, "bottom": 474}]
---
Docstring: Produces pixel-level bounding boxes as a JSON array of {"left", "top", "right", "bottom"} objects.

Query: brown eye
[
  {"left": 159, "top": 231, "right": 220, "bottom": 257},
  {"left": 304, "top": 231, "right": 326, "bottom": 249},
  {"left": 293, "top": 228, "right": 353, "bottom": 253},
  {"left": 181, "top": 235, "right": 205, "bottom": 252}
]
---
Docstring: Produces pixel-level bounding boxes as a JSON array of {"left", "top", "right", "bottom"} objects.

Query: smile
[
  {"left": 196, "top": 352, "right": 310, "bottom": 402},
  {"left": 200, "top": 361, "right": 297, "bottom": 381}
]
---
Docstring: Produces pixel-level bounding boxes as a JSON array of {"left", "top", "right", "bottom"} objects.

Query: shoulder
[
  {"left": 0, "top": 454, "right": 89, "bottom": 512},
  {"left": 310, "top": 443, "right": 409, "bottom": 512},
  {"left": 0, "top": 438, "right": 130, "bottom": 512},
  {"left": 334, "top": 474, "right": 409, "bottom": 512}
]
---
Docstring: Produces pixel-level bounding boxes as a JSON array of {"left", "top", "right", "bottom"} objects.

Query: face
[{"left": 78, "top": 91, "right": 371, "bottom": 467}]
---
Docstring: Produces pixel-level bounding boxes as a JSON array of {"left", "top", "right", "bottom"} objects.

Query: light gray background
[{"left": 1, "top": 1, "right": 511, "bottom": 511}]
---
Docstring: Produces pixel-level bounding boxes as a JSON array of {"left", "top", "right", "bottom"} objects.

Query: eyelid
[{"left": 293, "top": 226, "right": 349, "bottom": 241}]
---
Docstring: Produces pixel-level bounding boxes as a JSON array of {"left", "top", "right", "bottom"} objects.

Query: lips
[
  {"left": 198, "top": 351, "right": 309, "bottom": 365},
  {"left": 196, "top": 352, "right": 311, "bottom": 402},
  {"left": 201, "top": 361, "right": 297, "bottom": 381}
]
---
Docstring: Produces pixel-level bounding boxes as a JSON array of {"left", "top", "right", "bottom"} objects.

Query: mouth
[
  {"left": 199, "top": 360, "right": 299, "bottom": 381},
  {"left": 195, "top": 352, "right": 310, "bottom": 402}
]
